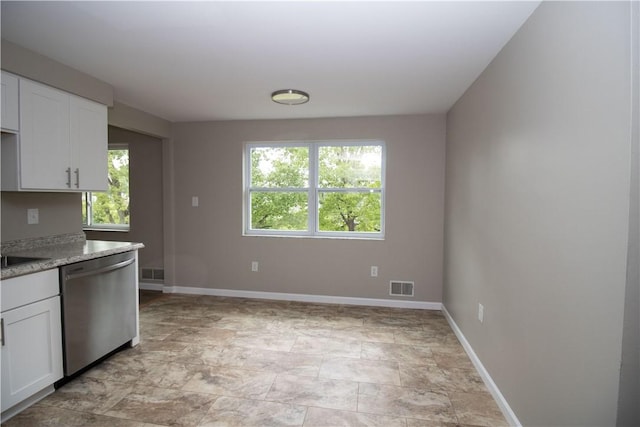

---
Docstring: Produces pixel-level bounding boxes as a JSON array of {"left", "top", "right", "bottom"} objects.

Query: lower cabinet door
[{"left": 1, "top": 296, "right": 63, "bottom": 412}]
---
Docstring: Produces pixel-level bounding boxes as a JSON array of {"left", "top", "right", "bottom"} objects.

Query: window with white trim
[
  {"left": 82, "top": 145, "right": 130, "bottom": 231},
  {"left": 245, "top": 141, "right": 385, "bottom": 238}
]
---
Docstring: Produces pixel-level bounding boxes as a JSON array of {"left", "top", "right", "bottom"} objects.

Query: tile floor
[{"left": 5, "top": 293, "right": 508, "bottom": 427}]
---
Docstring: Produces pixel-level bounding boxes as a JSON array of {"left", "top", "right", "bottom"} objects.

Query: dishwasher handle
[{"left": 63, "top": 257, "right": 135, "bottom": 281}]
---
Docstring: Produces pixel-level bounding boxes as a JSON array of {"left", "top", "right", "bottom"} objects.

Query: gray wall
[
  {"left": 617, "top": 2, "right": 640, "bottom": 426},
  {"left": 1, "top": 192, "right": 81, "bottom": 241},
  {"left": 168, "top": 114, "right": 446, "bottom": 302},
  {"left": 444, "top": 2, "right": 636, "bottom": 426},
  {"left": 109, "top": 101, "right": 172, "bottom": 139},
  {"left": 1, "top": 40, "right": 113, "bottom": 106},
  {"left": 86, "top": 126, "right": 164, "bottom": 272}
]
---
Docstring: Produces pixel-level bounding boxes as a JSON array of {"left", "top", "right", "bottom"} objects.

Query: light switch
[
  {"left": 192, "top": 196, "right": 199, "bottom": 207},
  {"left": 27, "top": 208, "right": 39, "bottom": 225}
]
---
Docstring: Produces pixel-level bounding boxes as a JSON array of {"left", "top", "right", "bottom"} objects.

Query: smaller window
[{"left": 83, "top": 146, "right": 130, "bottom": 231}]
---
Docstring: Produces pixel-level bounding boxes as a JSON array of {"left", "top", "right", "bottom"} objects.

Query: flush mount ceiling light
[{"left": 271, "top": 89, "right": 310, "bottom": 105}]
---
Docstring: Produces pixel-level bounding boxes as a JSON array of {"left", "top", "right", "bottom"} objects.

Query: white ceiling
[{"left": 1, "top": 1, "right": 540, "bottom": 122}]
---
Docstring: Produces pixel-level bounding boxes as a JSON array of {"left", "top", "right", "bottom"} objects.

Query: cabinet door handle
[
  {"left": 66, "top": 167, "right": 72, "bottom": 188},
  {"left": 74, "top": 168, "right": 80, "bottom": 188},
  {"left": 1, "top": 318, "right": 5, "bottom": 346}
]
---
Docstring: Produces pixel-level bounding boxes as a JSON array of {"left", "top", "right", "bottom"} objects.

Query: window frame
[
  {"left": 244, "top": 140, "right": 385, "bottom": 239},
  {"left": 82, "top": 144, "right": 130, "bottom": 232}
]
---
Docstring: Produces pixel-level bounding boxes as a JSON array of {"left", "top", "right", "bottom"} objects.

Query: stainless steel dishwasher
[{"left": 59, "top": 251, "right": 137, "bottom": 376}]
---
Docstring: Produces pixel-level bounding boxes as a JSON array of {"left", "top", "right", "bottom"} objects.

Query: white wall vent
[
  {"left": 141, "top": 268, "right": 165, "bottom": 282},
  {"left": 389, "top": 280, "right": 414, "bottom": 297}
]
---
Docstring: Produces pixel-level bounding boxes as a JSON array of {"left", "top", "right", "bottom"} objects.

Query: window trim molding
[{"left": 244, "top": 139, "right": 386, "bottom": 239}]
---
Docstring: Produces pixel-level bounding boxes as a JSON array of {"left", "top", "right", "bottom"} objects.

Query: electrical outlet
[
  {"left": 251, "top": 261, "right": 259, "bottom": 272},
  {"left": 27, "top": 208, "right": 39, "bottom": 225},
  {"left": 192, "top": 196, "right": 199, "bottom": 207},
  {"left": 371, "top": 266, "right": 378, "bottom": 277},
  {"left": 478, "top": 303, "right": 484, "bottom": 324}
]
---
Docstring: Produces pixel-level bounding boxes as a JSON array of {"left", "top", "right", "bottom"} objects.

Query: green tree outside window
[
  {"left": 83, "top": 147, "right": 130, "bottom": 229},
  {"left": 247, "top": 142, "right": 384, "bottom": 237}
]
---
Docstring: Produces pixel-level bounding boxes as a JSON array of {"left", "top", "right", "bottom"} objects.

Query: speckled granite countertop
[{"left": 1, "top": 232, "right": 144, "bottom": 280}]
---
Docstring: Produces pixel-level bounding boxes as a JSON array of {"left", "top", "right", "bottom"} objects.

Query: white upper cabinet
[
  {"left": 69, "top": 96, "right": 108, "bottom": 191},
  {"left": 1, "top": 77, "right": 108, "bottom": 192},
  {"left": 19, "top": 79, "right": 71, "bottom": 190},
  {"left": 1, "top": 72, "right": 20, "bottom": 132}
]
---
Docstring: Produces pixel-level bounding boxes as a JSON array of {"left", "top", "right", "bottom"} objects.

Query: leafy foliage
[
  {"left": 250, "top": 146, "right": 308, "bottom": 230},
  {"left": 249, "top": 144, "right": 382, "bottom": 233},
  {"left": 318, "top": 146, "right": 382, "bottom": 232},
  {"left": 83, "top": 149, "right": 129, "bottom": 226}
]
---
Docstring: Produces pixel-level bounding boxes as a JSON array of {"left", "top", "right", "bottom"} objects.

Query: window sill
[
  {"left": 243, "top": 233, "right": 384, "bottom": 241},
  {"left": 83, "top": 226, "right": 130, "bottom": 233}
]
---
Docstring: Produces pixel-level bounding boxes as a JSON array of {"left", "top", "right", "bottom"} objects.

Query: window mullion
[
  {"left": 87, "top": 192, "right": 92, "bottom": 226},
  {"left": 317, "top": 188, "right": 382, "bottom": 193},
  {"left": 308, "top": 143, "right": 318, "bottom": 235},
  {"left": 249, "top": 187, "right": 309, "bottom": 192}
]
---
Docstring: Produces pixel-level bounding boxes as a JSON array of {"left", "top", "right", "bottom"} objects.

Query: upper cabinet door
[
  {"left": 19, "top": 79, "right": 71, "bottom": 190},
  {"left": 1, "top": 72, "right": 20, "bottom": 132},
  {"left": 70, "top": 96, "right": 108, "bottom": 191}
]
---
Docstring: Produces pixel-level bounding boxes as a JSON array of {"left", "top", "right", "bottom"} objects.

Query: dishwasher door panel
[{"left": 60, "top": 251, "right": 136, "bottom": 376}]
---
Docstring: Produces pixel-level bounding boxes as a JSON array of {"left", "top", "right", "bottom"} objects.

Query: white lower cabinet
[{"left": 0, "top": 270, "right": 63, "bottom": 416}]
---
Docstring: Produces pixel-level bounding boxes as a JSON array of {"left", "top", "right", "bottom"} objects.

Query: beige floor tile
[
  {"left": 182, "top": 366, "right": 276, "bottom": 399},
  {"left": 126, "top": 339, "right": 191, "bottom": 363},
  {"left": 85, "top": 356, "right": 200, "bottom": 389},
  {"left": 104, "top": 385, "right": 217, "bottom": 427},
  {"left": 364, "top": 315, "right": 426, "bottom": 329},
  {"left": 449, "top": 391, "right": 509, "bottom": 426},
  {"left": 431, "top": 344, "right": 476, "bottom": 371},
  {"left": 394, "top": 329, "right": 448, "bottom": 346},
  {"left": 287, "top": 326, "right": 336, "bottom": 339},
  {"left": 319, "top": 357, "right": 401, "bottom": 385},
  {"left": 199, "top": 396, "right": 306, "bottom": 426},
  {"left": 398, "top": 364, "right": 449, "bottom": 390},
  {"left": 330, "top": 327, "right": 396, "bottom": 343},
  {"left": 2, "top": 404, "right": 160, "bottom": 427},
  {"left": 439, "top": 367, "right": 488, "bottom": 393},
  {"left": 358, "top": 383, "right": 457, "bottom": 423},
  {"left": 231, "top": 330, "right": 298, "bottom": 351},
  {"left": 242, "top": 348, "right": 323, "bottom": 377},
  {"left": 142, "top": 313, "right": 223, "bottom": 328},
  {"left": 303, "top": 407, "right": 407, "bottom": 426},
  {"left": 290, "top": 335, "right": 362, "bottom": 358},
  {"left": 164, "top": 326, "right": 237, "bottom": 345},
  {"left": 37, "top": 376, "right": 133, "bottom": 415},
  {"left": 361, "top": 341, "right": 435, "bottom": 365},
  {"left": 196, "top": 345, "right": 256, "bottom": 367},
  {"left": 266, "top": 374, "right": 359, "bottom": 411},
  {"left": 304, "top": 315, "right": 365, "bottom": 329},
  {"left": 211, "top": 316, "right": 273, "bottom": 330},
  {"left": 406, "top": 421, "right": 481, "bottom": 427},
  {"left": 136, "top": 322, "right": 178, "bottom": 341}
]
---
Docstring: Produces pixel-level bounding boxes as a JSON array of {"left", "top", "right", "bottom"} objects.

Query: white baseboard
[
  {"left": 139, "top": 282, "right": 164, "bottom": 291},
  {"left": 441, "top": 305, "right": 522, "bottom": 427},
  {"left": 161, "top": 285, "right": 442, "bottom": 310}
]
